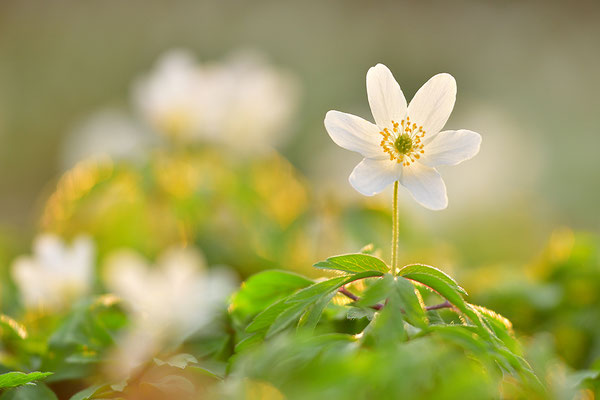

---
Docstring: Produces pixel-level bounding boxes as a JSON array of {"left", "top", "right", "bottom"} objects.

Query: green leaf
[
  {"left": 362, "top": 286, "right": 406, "bottom": 346},
  {"left": 266, "top": 277, "right": 349, "bottom": 338},
  {"left": 0, "top": 383, "right": 57, "bottom": 400},
  {"left": 246, "top": 298, "right": 292, "bottom": 334},
  {"left": 314, "top": 253, "right": 389, "bottom": 274},
  {"left": 399, "top": 267, "right": 487, "bottom": 336},
  {"left": 0, "top": 372, "right": 53, "bottom": 390},
  {"left": 394, "top": 277, "right": 428, "bottom": 329},
  {"left": 397, "top": 264, "right": 467, "bottom": 295},
  {"left": 231, "top": 270, "right": 313, "bottom": 321},
  {"left": 247, "top": 271, "right": 383, "bottom": 341},
  {"left": 431, "top": 325, "right": 489, "bottom": 354},
  {"left": 355, "top": 274, "right": 395, "bottom": 308},
  {"left": 297, "top": 290, "right": 338, "bottom": 332},
  {"left": 346, "top": 307, "right": 375, "bottom": 320},
  {"left": 266, "top": 301, "right": 310, "bottom": 338},
  {"left": 470, "top": 304, "right": 519, "bottom": 353}
]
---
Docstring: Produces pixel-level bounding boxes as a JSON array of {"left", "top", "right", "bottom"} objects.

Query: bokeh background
[{"left": 1, "top": 0, "right": 599, "bottom": 374}]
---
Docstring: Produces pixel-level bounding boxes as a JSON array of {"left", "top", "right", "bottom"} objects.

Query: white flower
[
  {"left": 104, "top": 247, "right": 236, "bottom": 374},
  {"left": 132, "top": 49, "right": 207, "bottom": 140},
  {"left": 324, "top": 64, "right": 481, "bottom": 210},
  {"left": 132, "top": 49, "right": 299, "bottom": 152},
  {"left": 11, "top": 234, "right": 95, "bottom": 311},
  {"left": 215, "top": 50, "right": 300, "bottom": 152},
  {"left": 60, "top": 109, "right": 151, "bottom": 169}
]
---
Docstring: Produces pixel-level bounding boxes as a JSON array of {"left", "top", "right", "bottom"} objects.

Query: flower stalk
[{"left": 391, "top": 181, "right": 399, "bottom": 272}]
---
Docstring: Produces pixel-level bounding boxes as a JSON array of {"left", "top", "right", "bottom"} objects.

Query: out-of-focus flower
[
  {"left": 133, "top": 50, "right": 207, "bottom": 141},
  {"left": 324, "top": 64, "right": 481, "bottom": 210},
  {"left": 104, "top": 247, "right": 236, "bottom": 375},
  {"left": 60, "top": 110, "right": 152, "bottom": 170},
  {"left": 132, "top": 49, "right": 299, "bottom": 152},
  {"left": 215, "top": 50, "right": 300, "bottom": 152},
  {"left": 11, "top": 234, "right": 95, "bottom": 311}
]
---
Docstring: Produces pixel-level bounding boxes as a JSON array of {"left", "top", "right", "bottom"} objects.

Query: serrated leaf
[
  {"left": 297, "top": 290, "right": 338, "bottom": 332},
  {"left": 355, "top": 274, "right": 395, "bottom": 308},
  {"left": 470, "top": 304, "right": 519, "bottom": 353},
  {"left": 0, "top": 372, "right": 53, "bottom": 390},
  {"left": 246, "top": 272, "right": 383, "bottom": 341},
  {"left": 398, "top": 264, "right": 467, "bottom": 295},
  {"left": 285, "top": 277, "right": 348, "bottom": 305},
  {"left": 314, "top": 253, "right": 389, "bottom": 274},
  {"left": 399, "top": 269, "right": 487, "bottom": 337},
  {"left": 266, "top": 301, "right": 310, "bottom": 338},
  {"left": 246, "top": 299, "right": 292, "bottom": 333},
  {"left": 394, "top": 277, "right": 428, "bottom": 329},
  {"left": 362, "top": 287, "right": 406, "bottom": 346},
  {"left": 431, "top": 325, "right": 488, "bottom": 354},
  {"left": 346, "top": 306, "right": 376, "bottom": 320}
]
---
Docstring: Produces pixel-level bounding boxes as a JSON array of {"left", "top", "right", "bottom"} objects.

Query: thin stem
[
  {"left": 391, "top": 181, "right": 399, "bottom": 272},
  {"left": 338, "top": 287, "right": 382, "bottom": 310},
  {"left": 425, "top": 300, "right": 452, "bottom": 311},
  {"left": 338, "top": 287, "right": 453, "bottom": 313}
]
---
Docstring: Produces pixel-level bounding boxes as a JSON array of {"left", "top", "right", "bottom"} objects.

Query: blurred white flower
[
  {"left": 104, "top": 247, "right": 237, "bottom": 375},
  {"left": 324, "top": 64, "right": 481, "bottom": 210},
  {"left": 215, "top": 50, "right": 300, "bottom": 152},
  {"left": 133, "top": 50, "right": 207, "bottom": 141},
  {"left": 60, "top": 109, "right": 151, "bottom": 170},
  {"left": 11, "top": 234, "right": 95, "bottom": 311},
  {"left": 132, "top": 49, "right": 299, "bottom": 152}
]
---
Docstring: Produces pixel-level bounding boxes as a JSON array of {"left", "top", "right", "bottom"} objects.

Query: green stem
[{"left": 391, "top": 181, "right": 399, "bottom": 272}]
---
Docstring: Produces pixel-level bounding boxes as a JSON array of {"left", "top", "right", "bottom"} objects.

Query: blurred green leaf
[
  {"left": 297, "top": 290, "right": 337, "bottom": 332},
  {"left": 0, "top": 372, "right": 52, "bottom": 389},
  {"left": 231, "top": 270, "right": 313, "bottom": 322},
  {"left": 0, "top": 316, "right": 27, "bottom": 340},
  {"left": 0, "top": 383, "right": 57, "bottom": 399}
]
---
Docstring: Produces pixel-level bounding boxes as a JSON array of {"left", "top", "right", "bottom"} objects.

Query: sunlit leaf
[
  {"left": 314, "top": 253, "right": 389, "bottom": 274},
  {"left": 398, "top": 264, "right": 466, "bottom": 295}
]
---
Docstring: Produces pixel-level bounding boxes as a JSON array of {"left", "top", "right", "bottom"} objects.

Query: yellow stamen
[{"left": 379, "top": 118, "right": 426, "bottom": 166}]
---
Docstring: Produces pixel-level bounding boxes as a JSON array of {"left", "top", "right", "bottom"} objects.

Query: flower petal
[
  {"left": 349, "top": 158, "right": 401, "bottom": 196},
  {"left": 420, "top": 129, "right": 482, "bottom": 167},
  {"left": 324, "top": 110, "right": 385, "bottom": 159},
  {"left": 407, "top": 73, "right": 456, "bottom": 137},
  {"left": 400, "top": 163, "right": 447, "bottom": 210},
  {"left": 366, "top": 64, "right": 407, "bottom": 128}
]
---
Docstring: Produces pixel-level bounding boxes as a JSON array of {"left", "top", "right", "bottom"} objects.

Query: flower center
[
  {"left": 379, "top": 116, "right": 426, "bottom": 166},
  {"left": 394, "top": 134, "right": 413, "bottom": 154}
]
